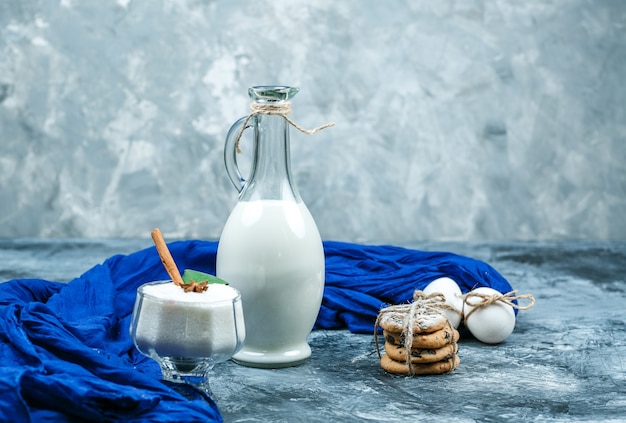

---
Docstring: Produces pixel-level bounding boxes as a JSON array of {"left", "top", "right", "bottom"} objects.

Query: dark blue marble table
[{"left": 1, "top": 239, "right": 625, "bottom": 422}]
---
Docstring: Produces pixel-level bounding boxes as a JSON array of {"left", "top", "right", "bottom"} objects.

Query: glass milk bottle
[{"left": 216, "top": 86, "right": 325, "bottom": 368}]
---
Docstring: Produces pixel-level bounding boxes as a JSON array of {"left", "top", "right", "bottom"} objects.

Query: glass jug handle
[{"left": 224, "top": 115, "right": 252, "bottom": 192}]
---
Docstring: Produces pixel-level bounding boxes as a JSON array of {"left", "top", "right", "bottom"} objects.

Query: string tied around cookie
[
  {"left": 462, "top": 290, "right": 535, "bottom": 320},
  {"left": 375, "top": 290, "right": 451, "bottom": 376},
  {"left": 234, "top": 102, "right": 335, "bottom": 153}
]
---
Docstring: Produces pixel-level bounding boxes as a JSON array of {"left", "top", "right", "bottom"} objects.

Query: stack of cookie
[{"left": 376, "top": 292, "right": 460, "bottom": 376}]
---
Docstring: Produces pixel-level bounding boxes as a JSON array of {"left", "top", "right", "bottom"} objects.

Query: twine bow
[
  {"left": 234, "top": 102, "right": 335, "bottom": 153},
  {"left": 462, "top": 290, "right": 535, "bottom": 319}
]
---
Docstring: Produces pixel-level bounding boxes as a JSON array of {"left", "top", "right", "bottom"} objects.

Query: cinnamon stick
[{"left": 151, "top": 228, "right": 184, "bottom": 287}]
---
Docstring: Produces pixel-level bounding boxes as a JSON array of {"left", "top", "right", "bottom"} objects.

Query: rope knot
[
  {"left": 234, "top": 101, "right": 334, "bottom": 153},
  {"left": 462, "top": 290, "right": 535, "bottom": 319}
]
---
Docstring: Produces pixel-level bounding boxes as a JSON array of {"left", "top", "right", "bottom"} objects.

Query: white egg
[
  {"left": 463, "top": 287, "right": 515, "bottom": 344},
  {"left": 423, "top": 277, "right": 463, "bottom": 328}
]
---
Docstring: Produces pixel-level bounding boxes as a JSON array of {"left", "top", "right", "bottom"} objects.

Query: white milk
[
  {"left": 133, "top": 282, "right": 245, "bottom": 360},
  {"left": 216, "top": 199, "right": 325, "bottom": 367}
]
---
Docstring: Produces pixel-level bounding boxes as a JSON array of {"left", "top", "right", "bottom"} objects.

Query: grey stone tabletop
[{"left": 1, "top": 239, "right": 625, "bottom": 422}]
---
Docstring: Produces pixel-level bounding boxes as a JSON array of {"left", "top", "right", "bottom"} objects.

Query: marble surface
[
  {"left": 2, "top": 1, "right": 626, "bottom": 242},
  {"left": 1, "top": 239, "right": 625, "bottom": 422}
]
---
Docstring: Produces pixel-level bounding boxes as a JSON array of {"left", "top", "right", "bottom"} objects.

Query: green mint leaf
[{"left": 181, "top": 269, "right": 229, "bottom": 285}]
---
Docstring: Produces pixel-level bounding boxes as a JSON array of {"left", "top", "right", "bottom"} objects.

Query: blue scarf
[{"left": 0, "top": 240, "right": 512, "bottom": 422}]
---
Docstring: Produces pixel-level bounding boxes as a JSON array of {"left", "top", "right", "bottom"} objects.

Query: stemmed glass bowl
[{"left": 130, "top": 280, "right": 245, "bottom": 394}]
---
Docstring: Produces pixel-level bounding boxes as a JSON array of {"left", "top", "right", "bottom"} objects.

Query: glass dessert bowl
[{"left": 129, "top": 280, "right": 245, "bottom": 394}]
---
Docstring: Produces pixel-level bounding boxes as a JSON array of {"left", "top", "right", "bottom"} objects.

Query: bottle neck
[{"left": 240, "top": 113, "right": 301, "bottom": 202}]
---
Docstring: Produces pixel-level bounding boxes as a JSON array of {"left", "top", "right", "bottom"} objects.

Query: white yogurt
[{"left": 132, "top": 282, "right": 245, "bottom": 359}]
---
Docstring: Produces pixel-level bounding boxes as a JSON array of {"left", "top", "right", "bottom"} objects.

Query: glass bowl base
[{"left": 158, "top": 357, "right": 215, "bottom": 394}]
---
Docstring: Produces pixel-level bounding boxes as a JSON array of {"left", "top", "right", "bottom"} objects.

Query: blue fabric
[
  {"left": 319, "top": 242, "right": 514, "bottom": 333},
  {"left": 0, "top": 240, "right": 513, "bottom": 422}
]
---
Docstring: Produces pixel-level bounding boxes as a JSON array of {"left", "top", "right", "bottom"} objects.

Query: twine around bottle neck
[{"left": 234, "top": 102, "right": 335, "bottom": 153}]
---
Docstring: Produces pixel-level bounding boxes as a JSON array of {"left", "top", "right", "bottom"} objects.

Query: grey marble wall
[{"left": 1, "top": 0, "right": 625, "bottom": 242}]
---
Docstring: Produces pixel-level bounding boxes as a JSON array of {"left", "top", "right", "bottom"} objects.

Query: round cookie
[
  {"left": 378, "top": 310, "right": 449, "bottom": 334},
  {"left": 380, "top": 353, "right": 460, "bottom": 376},
  {"left": 384, "top": 341, "right": 458, "bottom": 364},
  {"left": 383, "top": 324, "right": 460, "bottom": 350}
]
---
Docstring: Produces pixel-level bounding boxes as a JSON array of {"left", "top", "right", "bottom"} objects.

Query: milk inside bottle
[{"left": 217, "top": 199, "right": 324, "bottom": 367}]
